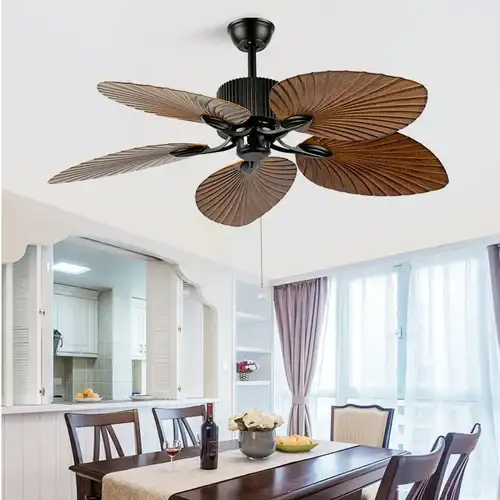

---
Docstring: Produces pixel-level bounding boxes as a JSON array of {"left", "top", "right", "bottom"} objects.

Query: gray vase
[{"left": 239, "top": 430, "right": 276, "bottom": 460}]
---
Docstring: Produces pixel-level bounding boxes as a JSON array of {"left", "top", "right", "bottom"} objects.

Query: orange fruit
[{"left": 75, "top": 392, "right": 84, "bottom": 399}]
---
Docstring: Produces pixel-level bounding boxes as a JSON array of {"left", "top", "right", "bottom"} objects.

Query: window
[{"left": 274, "top": 248, "right": 500, "bottom": 499}]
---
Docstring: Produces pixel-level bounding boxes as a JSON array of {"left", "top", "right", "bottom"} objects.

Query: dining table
[{"left": 70, "top": 439, "right": 404, "bottom": 500}]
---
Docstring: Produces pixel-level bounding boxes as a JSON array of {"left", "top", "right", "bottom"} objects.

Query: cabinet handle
[
  {"left": 139, "top": 344, "right": 143, "bottom": 353},
  {"left": 60, "top": 336, "right": 64, "bottom": 348},
  {"left": 144, "top": 345, "right": 147, "bottom": 353}
]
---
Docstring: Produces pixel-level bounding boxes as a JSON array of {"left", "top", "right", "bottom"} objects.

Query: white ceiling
[
  {"left": 3, "top": 0, "right": 500, "bottom": 280},
  {"left": 53, "top": 238, "right": 194, "bottom": 298},
  {"left": 53, "top": 238, "right": 147, "bottom": 297}
]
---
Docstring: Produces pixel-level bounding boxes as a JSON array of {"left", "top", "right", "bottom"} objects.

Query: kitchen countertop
[{"left": 1, "top": 397, "right": 218, "bottom": 415}]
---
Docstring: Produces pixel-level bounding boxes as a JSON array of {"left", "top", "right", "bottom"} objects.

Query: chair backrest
[
  {"left": 65, "top": 410, "right": 142, "bottom": 465},
  {"left": 152, "top": 405, "right": 206, "bottom": 449},
  {"left": 375, "top": 436, "right": 446, "bottom": 500},
  {"left": 421, "top": 423, "right": 482, "bottom": 500},
  {"left": 331, "top": 404, "right": 395, "bottom": 447}
]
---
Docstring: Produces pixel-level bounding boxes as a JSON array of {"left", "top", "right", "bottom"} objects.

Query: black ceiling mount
[
  {"left": 213, "top": 18, "right": 332, "bottom": 165},
  {"left": 227, "top": 18, "right": 275, "bottom": 53}
]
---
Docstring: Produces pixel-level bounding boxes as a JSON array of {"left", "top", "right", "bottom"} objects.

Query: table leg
[{"left": 78, "top": 477, "right": 102, "bottom": 500}]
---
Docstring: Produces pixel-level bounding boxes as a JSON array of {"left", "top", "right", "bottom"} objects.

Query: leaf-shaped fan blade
[
  {"left": 269, "top": 71, "right": 428, "bottom": 141},
  {"left": 98, "top": 81, "right": 251, "bottom": 125},
  {"left": 296, "top": 134, "right": 448, "bottom": 196},
  {"left": 48, "top": 143, "right": 208, "bottom": 184},
  {"left": 195, "top": 157, "right": 297, "bottom": 227}
]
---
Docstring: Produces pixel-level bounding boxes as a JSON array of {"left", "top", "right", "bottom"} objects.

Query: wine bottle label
[{"left": 208, "top": 440, "right": 218, "bottom": 457}]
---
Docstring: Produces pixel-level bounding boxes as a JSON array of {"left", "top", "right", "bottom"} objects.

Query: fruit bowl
[
  {"left": 73, "top": 387, "right": 101, "bottom": 402},
  {"left": 275, "top": 435, "right": 319, "bottom": 453},
  {"left": 276, "top": 441, "right": 319, "bottom": 452}
]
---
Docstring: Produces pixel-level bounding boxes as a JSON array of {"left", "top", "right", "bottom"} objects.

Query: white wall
[
  {"left": 97, "top": 288, "right": 134, "bottom": 400},
  {"left": 1, "top": 400, "right": 215, "bottom": 500},
  {"left": 3, "top": 0, "right": 500, "bottom": 281},
  {"left": 2, "top": 191, "right": 260, "bottom": 438},
  {"left": 111, "top": 288, "right": 134, "bottom": 399}
]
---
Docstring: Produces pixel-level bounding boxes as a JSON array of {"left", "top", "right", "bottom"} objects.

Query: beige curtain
[{"left": 274, "top": 277, "right": 328, "bottom": 436}]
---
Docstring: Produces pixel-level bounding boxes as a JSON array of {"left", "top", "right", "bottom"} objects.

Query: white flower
[
  {"left": 228, "top": 418, "right": 240, "bottom": 431},
  {"left": 234, "top": 408, "right": 284, "bottom": 431},
  {"left": 258, "top": 414, "right": 276, "bottom": 430},
  {"left": 271, "top": 413, "right": 284, "bottom": 427},
  {"left": 242, "top": 408, "right": 262, "bottom": 429}
]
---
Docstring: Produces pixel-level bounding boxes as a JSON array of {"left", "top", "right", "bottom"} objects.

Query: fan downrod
[{"left": 211, "top": 17, "right": 333, "bottom": 163}]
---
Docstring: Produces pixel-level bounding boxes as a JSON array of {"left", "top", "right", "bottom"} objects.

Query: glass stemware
[{"left": 165, "top": 439, "right": 182, "bottom": 470}]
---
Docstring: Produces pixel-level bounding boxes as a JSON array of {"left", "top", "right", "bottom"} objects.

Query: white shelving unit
[
  {"left": 235, "top": 311, "right": 268, "bottom": 323},
  {"left": 234, "top": 280, "right": 274, "bottom": 415},
  {"left": 236, "top": 380, "right": 271, "bottom": 387},
  {"left": 235, "top": 346, "right": 271, "bottom": 354}
]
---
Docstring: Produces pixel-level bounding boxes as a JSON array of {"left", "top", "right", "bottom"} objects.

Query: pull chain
[{"left": 258, "top": 217, "right": 266, "bottom": 300}]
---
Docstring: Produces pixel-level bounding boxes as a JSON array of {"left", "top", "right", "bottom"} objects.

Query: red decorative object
[{"left": 236, "top": 360, "right": 259, "bottom": 374}]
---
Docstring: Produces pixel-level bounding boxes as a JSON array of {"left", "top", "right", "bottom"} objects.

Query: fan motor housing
[{"left": 217, "top": 77, "right": 278, "bottom": 119}]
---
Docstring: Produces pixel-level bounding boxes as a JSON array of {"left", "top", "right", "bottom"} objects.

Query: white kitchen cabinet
[
  {"left": 2, "top": 245, "right": 54, "bottom": 406},
  {"left": 181, "top": 288, "right": 204, "bottom": 398},
  {"left": 54, "top": 285, "right": 98, "bottom": 357},
  {"left": 131, "top": 298, "right": 146, "bottom": 359},
  {"left": 146, "top": 261, "right": 183, "bottom": 399},
  {"left": 134, "top": 288, "right": 204, "bottom": 395}
]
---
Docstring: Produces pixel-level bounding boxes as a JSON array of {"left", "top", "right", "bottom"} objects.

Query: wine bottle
[{"left": 200, "top": 403, "right": 219, "bottom": 470}]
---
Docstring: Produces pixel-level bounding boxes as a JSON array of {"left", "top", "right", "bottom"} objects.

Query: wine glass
[{"left": 165, "top": 439, "right": 182, "bottom": 470}]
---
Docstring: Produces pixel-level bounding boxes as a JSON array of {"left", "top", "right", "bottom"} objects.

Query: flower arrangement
[
  {"left": 229, "top": 408, "right": 284, "bottom": 432},
  {"left": 236, "top": 360, "right": 259, "bottom": 374},
  {"left": 236, "top": 360, "right": 259, "bottom": 381}
]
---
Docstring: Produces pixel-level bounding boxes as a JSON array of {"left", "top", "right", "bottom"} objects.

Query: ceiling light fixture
[{"left": 53, "top": 262, "right": 91, "bottom": 275}]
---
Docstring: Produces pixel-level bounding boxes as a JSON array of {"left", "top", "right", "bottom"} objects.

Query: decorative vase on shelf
[
  {"left": 236, "top": 360, "right": 259, "bottom": 382},
  {"left": 239, "top": 430, "right": 276, "bottom": 460}
]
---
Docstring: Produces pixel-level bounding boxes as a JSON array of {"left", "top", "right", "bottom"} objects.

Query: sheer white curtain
[
  {"left": 273, "top": 247, "right": 500, "bottom": 498},
  {"left": 275, "top": 267, "right": 399, "bottom": 440},
  {"left": 404, "top": 248, "right": 500, "bottom": 499}
]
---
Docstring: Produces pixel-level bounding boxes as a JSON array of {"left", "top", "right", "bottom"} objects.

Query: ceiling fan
[{"left": 48, "top": 18, "right": 448, "bottom": 227}]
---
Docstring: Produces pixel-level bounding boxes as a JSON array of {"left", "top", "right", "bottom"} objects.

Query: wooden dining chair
[
  {"left": 372, "top": 436, "right": 446, "bottom": 500},
  {"left": 152, "top": 405, "right": 206, "bottom": 450},
  {"left": 420, "top": 423, "right": 482, "bottom": 500},
  {"left": 331, "top": 404, "right": 395, "bottom": 448},
  {"left": 65, "top": 410, "right": 142, "bottom": 500}
]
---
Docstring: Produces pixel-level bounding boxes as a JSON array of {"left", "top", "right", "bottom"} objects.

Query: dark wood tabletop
[
  {"left": 70, "top": 440, "right": 239, "bottom": 483},
  {"left": 71, "top": 440, "right": 404, "bottom": 500}
]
